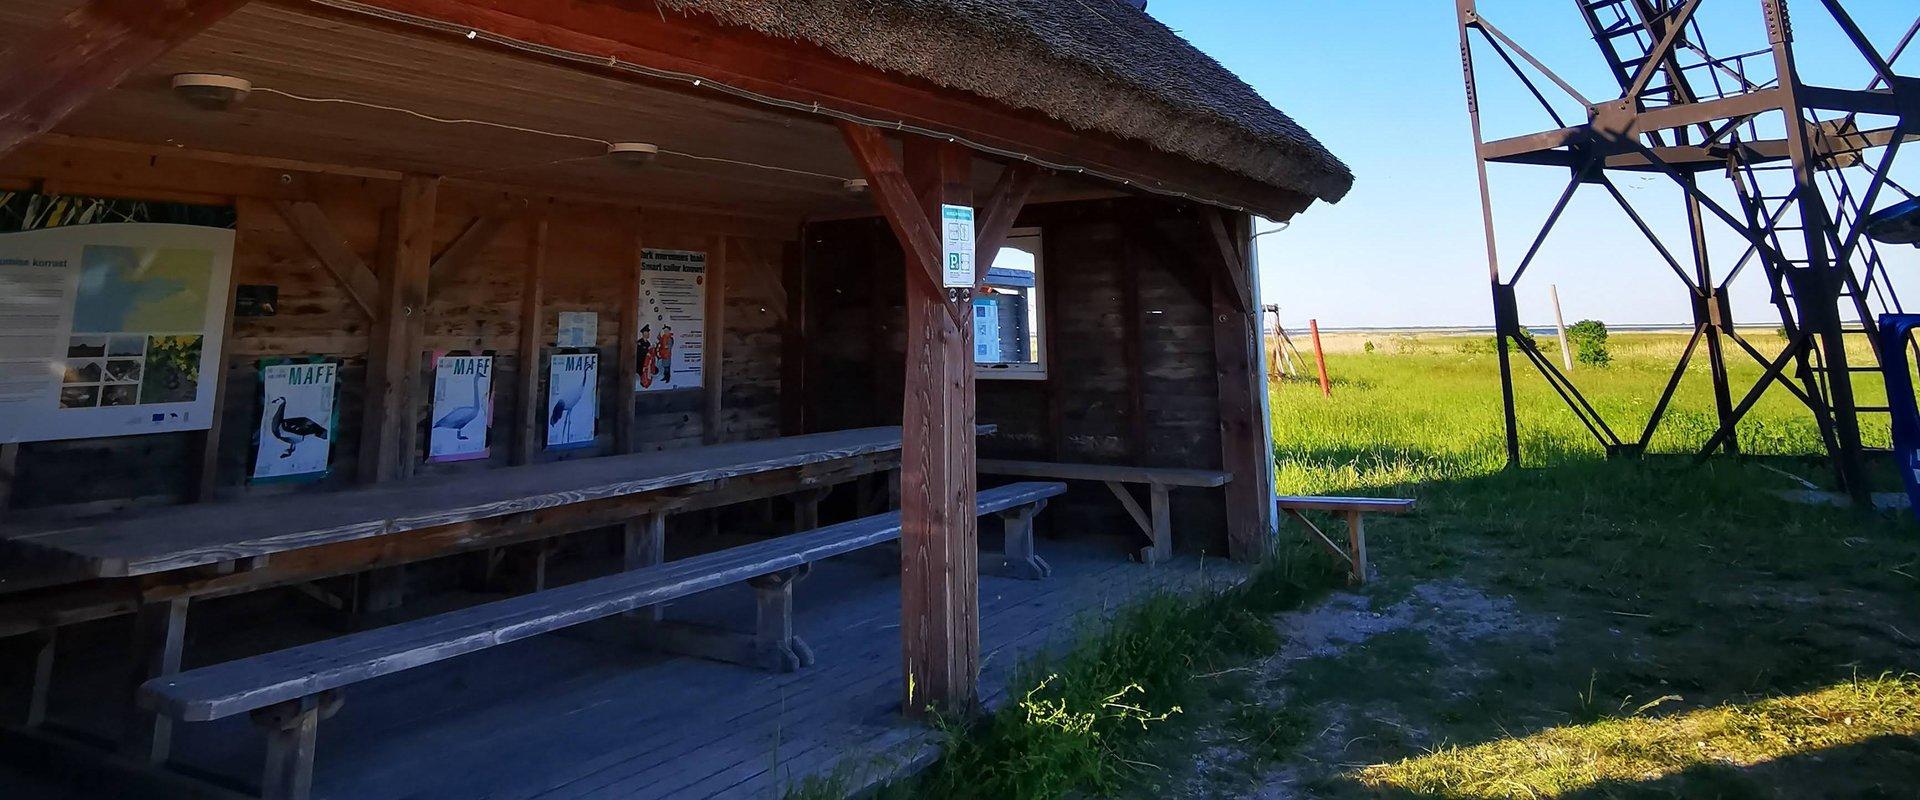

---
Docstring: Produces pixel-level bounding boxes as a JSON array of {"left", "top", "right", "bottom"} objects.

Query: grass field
[{"left": 808, "top": 331, "right": 1920, "bottom": 799}]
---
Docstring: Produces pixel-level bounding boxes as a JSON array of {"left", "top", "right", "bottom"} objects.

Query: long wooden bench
[
  {"left": 1275, "top": 495, "right": 1415, "bottom": 584},
  {"left": 137, "top": 481, "right": 1065, "bottom": 800},
  {"left": 977, "top": 459, "right": 1230, "bottom": 564}
]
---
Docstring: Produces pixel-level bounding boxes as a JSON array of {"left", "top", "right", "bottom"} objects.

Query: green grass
[{"left": 802, "top": 331, "right": 1920, "bottom": 799}]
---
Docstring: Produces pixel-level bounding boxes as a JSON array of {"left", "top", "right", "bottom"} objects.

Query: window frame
[{"left": 973, "top": 227, "right": 1048, "bottom": 381}]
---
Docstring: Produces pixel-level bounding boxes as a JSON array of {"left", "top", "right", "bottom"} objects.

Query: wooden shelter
[{"left": 0, "top": 1, "right": 1351, "bottom": 797}]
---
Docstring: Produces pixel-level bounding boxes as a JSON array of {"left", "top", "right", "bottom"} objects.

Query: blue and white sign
[{"left": 940, "top": 204, "right": 975, "bottom": 288}]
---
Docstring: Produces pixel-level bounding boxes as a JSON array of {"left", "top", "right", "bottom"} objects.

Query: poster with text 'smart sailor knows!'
[
  {"left": 636, "top": 249, "right": 705, "bottom": 393},
  {"left": 0, "top": 222, "right": 235, "bottom": 444}
]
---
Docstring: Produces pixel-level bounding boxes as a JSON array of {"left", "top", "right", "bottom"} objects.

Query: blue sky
[{"left": 1149, "top": 0, "right": 1916, "bottom": 329}]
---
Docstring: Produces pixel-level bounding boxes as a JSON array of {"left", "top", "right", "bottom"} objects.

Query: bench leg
[
  {"left": 624, "top": 512, "right": 667, "bottom": 622},
  {"left": 633, "top": 567, "right": 814, "bottom": 673},
  {"left": 124, "top": 597, "right": 188, "bottom": 765},
  {"left": 252, "top": 692, "right": 341, "bottom": 800},
  {"left": 989, "top": 502, "right": 1052, "bottom": 580},
  {"left": 790, "top": 486, "right": 832, "bottom": 533},
  {"left": 1344, "top": 511, "right": 1368, "bottom": 585},
  {"left": 1148, "top": 483, "right": 1172, "bottom": 565},
  {"left": 751, "top": 567, "right": 815, "bottom": 672}
]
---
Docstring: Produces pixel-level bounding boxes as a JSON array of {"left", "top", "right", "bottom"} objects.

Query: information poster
[
  {"left": 940, "top": 204, "right": 975, "bottom": 288},
  {"left": 252, "top": 360, "right": 337, "bottom": 482},
  {"left": 0, "top": 223, "right": 235, "bottom": 444},
  {"left": 547, "top": 351, "right": 599, "bottom": 449},
  {"left": 428, "top": 354, "right": 493, "bottom": 462},
  {"left": 972, "top": 298, "right": 1002, "bottom": 362},
  {"left": 557, "top": 311, "right": 597, "bottom": 348},
  {"left": 636, "top": 249, "right": 706, "bottom": 392}
]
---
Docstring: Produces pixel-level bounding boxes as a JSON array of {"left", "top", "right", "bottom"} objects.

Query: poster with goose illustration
[
  {"left": 428, "top": 354, "right": 493, "bottom": 462},
  {"left": 252, "top": 360, "right": 337, "bottom": 482},
  {"left": 546, "top": 351, "right": 598, "bottom": 450}
]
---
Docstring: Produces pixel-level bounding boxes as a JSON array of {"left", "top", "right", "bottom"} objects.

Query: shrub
[
  {"left": 1568, "top": 319, "right": 1611, "bottom": 367},
  {"left": 1363, "top": 340, "right": 1376, "bottom": 354}
]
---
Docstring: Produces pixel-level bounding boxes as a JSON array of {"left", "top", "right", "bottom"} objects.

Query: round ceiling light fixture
[
  {"left": 843, "top": 179, "right": 869, "bottom": 194},
  {"left": 606, "top": 142, "right": 660, "bottom": 166},
  {"left": 170, "top": 73, "right": 252, "bottom": 111}
]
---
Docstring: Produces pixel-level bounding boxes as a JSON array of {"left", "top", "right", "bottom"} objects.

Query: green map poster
[{"left": 0, "top": 223, "right": 235, "bottom": 443}]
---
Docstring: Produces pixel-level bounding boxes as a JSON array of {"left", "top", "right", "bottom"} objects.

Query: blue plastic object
[
  {"left": 1877, "top": 313, "right": 1920, "bottom": 522},
  {"left": 1866, "top": 197, "right": 1920, "bottom": 247}
]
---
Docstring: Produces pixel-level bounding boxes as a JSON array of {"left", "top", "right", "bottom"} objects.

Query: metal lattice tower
[{"left": 1455, "top": 0, "right": 1918, "bottom": 501}]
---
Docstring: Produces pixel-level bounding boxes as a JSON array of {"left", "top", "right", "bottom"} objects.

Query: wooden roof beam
[
  {"left": 972, "top": 162, "right": 1040, "bottom": 282},
  {"left": 272, "top": 199, "right": 380, "bottom": 318},
  {"left": 0, "top": 0, "right": 251, "bottom": 158}
]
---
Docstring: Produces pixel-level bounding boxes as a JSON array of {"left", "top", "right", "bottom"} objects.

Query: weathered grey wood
[
  {"left": 141, "top": 481, "right": 1067, "bottom": 723},
  {"left": 790, "top": 486, "right": 831, "bottom": 533},
  {"left": 1273, "top": 496, "right": 1416, "bottom": 514},
  {"left": 1346, "top": 510, "right": 1368, "bottom": 585},
  {"left": 623, "top": 511, "right": 666, "bottom": 622},
  {"left": 1149, "top": 483, "right": 1173, "bottom": 565},
  {"left": 124, "top": 597, "right": 188, "bottom": 765},
  {"left": 1104, "top": 480, "right": 1153, "bottom": 539},
  {"left": 989, "top": 502, "right": 1051, "bottom": 580},
  {"left": 2, "top": 428, "right": 920, "bottom": 578},
  {"left": 251, "top": 692, "right": 338, "bottom": 800},
  {"left": 751, "top": 568, "right": 811, "bottom": 672},
  {"left": 978, "top": 459, "right": 1230, "bottom": 488}
]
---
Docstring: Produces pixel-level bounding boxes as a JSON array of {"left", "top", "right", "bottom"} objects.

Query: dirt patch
[{"left": 1166, "top": 580, "right": 1557, "bottom": 799}]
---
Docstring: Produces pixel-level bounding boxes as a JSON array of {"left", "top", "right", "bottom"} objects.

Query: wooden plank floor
[{"left": 11, "top": 537, "right": 1240, "bottom": 800}]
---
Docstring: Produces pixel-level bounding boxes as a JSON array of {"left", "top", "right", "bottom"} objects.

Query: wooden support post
[
  {"left": 780, "top": 238, "right": 808, "bottom": 435},
  {"left": 1309, "top": 319, "right": 1331, "bottom": 398},
  {"left": 624, "top": 511, "right": 665, "bottom": 621},
  {"left": 1209, "top": 210, "right": 1270, "bottom": 562},
  {"left": 0, "top": 442, "right": 18, "bottom": 521},
  {"left": 703, "top": 237, "right": 728, "bottom": 444},
  {"left": 617, "top": 227, "right": 642, "bottom": 454},
  {"left": 513, "top": 210, "right": 548, "bottom": 466},
  {"left": 790, "top": 486, "right": 831, "bottom": 533},
  {"left": 124, "top": 597, "right": 188, "bottom": 764},
  {"left": 359, "top": 175, "right": 439, "bottom": 483},
  {"left": 0, "top": 0, "right": 251, "bottom": 157},
  {"left": 840, "top": 121, "right": 979, "bottom": 716},
  {"left": 191, "top": 260, "right": 244, "bottom": 502}
]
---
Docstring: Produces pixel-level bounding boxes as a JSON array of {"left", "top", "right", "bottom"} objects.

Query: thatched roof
[{"left": 657, "top": 0, "right": 1353, "bottom": 204}]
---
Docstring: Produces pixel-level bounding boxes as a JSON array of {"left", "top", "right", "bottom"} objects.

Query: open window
[{"left": 973, "top": 228, "right": 1047, "bottom": 380}]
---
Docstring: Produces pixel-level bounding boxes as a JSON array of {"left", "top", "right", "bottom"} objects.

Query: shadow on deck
[{"left": 4, "top": 535, "right": 1239, "bottom": 800}]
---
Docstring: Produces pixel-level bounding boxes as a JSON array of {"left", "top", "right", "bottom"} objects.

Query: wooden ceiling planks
[{"left": 0, "top": 0, "right": 875, "bottom": 219}]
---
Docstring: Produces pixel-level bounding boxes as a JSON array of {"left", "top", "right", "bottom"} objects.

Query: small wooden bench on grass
[
  {"left": 1275, "top": 495, "right": 1415, "bottom": 584},
  {"left": 978, "top": 459, "right": 1230, "bottom": 564},
  {"left": 137, "top": 481, "right": 1066, "bottom": 800}
]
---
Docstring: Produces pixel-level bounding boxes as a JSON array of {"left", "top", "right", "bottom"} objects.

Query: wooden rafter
[
  {"left": 1206, "top": 209, "right": 1253, "bottom": 313},
  {"left": 837, "top": 121, "right": 963, "bottom": 330},
  {"left": 0, "top": 0, "right": 251, "bottom": 157},
  {"left": 430, "top": 209, "right": 512, "bottom": 280},
  {"left": 973, "top": 162, "right": 1041, "bottom": 281},
  {"left": 272, "top": 200, "right": 380, "bottom": 318}
]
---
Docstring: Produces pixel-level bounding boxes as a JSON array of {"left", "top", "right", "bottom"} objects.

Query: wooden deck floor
[{"left": 7, "top": 536, "right": 1239, "bottom": 800}]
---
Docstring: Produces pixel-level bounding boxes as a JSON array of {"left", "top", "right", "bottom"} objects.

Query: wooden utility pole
[{"left": 1551, "top": 284, "right": 1573, "bottom": 371}]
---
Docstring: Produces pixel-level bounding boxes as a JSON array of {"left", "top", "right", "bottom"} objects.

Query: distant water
[{"left": 1310, "top": 324, "right": 1696, "bottom": 335}]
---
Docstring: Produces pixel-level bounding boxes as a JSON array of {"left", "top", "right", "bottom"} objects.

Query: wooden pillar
[
  {"left": 900, "top": 137, "right": 978, "bottom": 715},
  {"left": 780, "top": 238, "right": 808, "bottom": 435},
  {"left": 1207, "top": 210, "right": 1270, "bottom": 561},
  {"left": 839, "top": 122, "right": 980, "bottom": 715},
  {"left": 359, "top": 174, "right": 439, "bottom": 483},
  {"left": 513, "top": 208, "right": 549, "bottom": 466},
  {"left": 616, "top": 226, "right": 642, "bottom": 454}
]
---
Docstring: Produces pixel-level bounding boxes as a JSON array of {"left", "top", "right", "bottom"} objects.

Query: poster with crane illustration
[
  {"left": 547, "top": 351, "right": 598, "bottom": 449},
  {"left": 428, "top": 354, "right": 493, "bottom": 462},
  {"left": 251, "top": 360, "right": 338, "bottom": 482},
  {"left": 635, "top": 249, "right": 705, "bottom": 393}
]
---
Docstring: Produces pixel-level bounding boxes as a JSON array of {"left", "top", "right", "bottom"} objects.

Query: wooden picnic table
[{"left": 0, "top": 427, "right": 933, "bottom": 584}]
